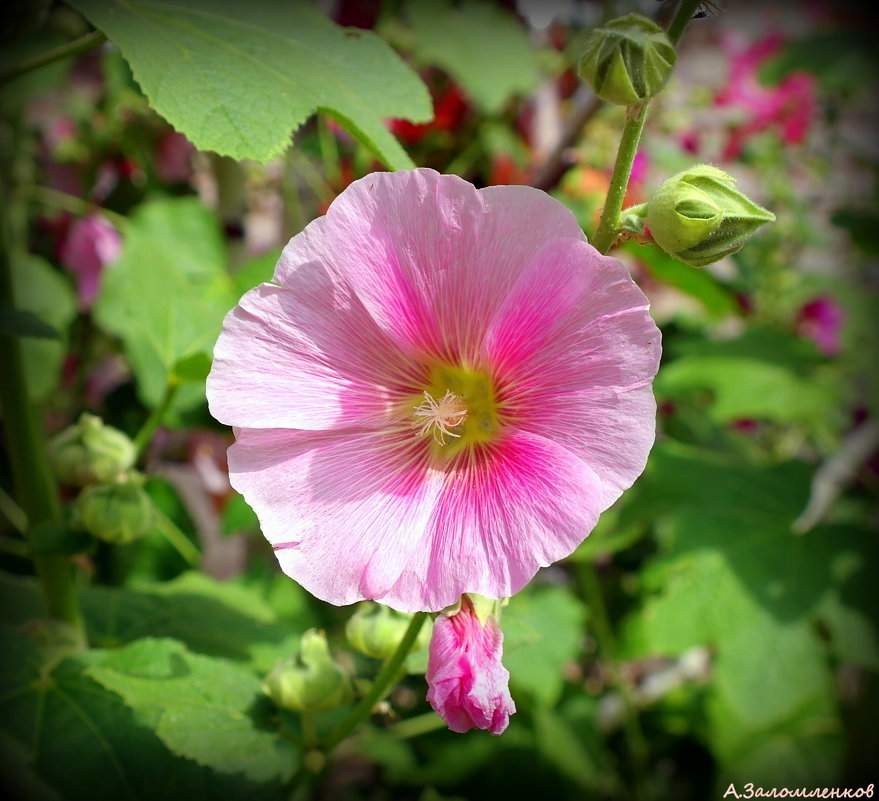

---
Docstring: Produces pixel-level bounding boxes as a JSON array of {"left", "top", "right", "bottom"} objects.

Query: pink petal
[
  {"left": 383, "top": 429, "right": 605, "bottom": 611},
  {"left": 230, "top": 426, "right": 602, "bottom": 613},
  {"left": 482, "top": 239, "right": 660, "bottom": 506},
  {"left": 208, "top": 218, "right": 424, "bottom": 430},
  {"left": 426, "top": 598, "right": 515, "bottom": 735},
  {"left": 227, "top": 426, "right": 446, "bottom": 607},
  {"left": 278, "top": 168, "right": 586, "bottom": 364}
]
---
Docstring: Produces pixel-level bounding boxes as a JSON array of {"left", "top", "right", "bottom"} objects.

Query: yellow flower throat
[{"left": 411, "top": 364, "right": 501, "bottom": 458}]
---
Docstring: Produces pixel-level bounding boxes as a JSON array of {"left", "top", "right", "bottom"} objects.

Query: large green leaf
[
  {"left": 656, "top": 329, "right": 840, "bottom": 428},
  {"left": 68, "top": 0, "right": 430, "bottom": 169},
  {"left": 0, "top": 627, "right": 284, "bottom": 801},
  {"left": 92, "top": 197, "right": 235, "bottom": 410},
  {"left": 85, "top": 637, "right": 292, "bottom": 782},
  {"left": 0, "top": 571, "right": 310, "bottom": 673},
  {"left": 405, "top": 0, "right": 539, "bottom": 115},
  {"left": 503, "top": 586, "right": 586, "bottom": 706},
  {"left": 622, "top": 443, "right": 877, "bottom": 785}
]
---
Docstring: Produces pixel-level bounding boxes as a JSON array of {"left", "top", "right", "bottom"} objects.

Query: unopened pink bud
[{"left": 425, "top": 596, "right": 515, "bottom": 735}]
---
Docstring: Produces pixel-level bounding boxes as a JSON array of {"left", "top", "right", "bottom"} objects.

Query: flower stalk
[
  {"left": 0, "top": 172, "right": 84, "bottom": 641},
  {"left": 322, "top": 611, "right": 428, "bottom": 751},
  {"left": 0, "top": 30, "right": 107, "bottom": 87},
  {"left": 591, "top": 0, "right": 706, "bottom": 254}
]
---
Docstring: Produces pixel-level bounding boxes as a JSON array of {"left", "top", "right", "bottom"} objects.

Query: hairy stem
[
  {"left": 590, "top": 0, "right": 706, "bottom": 254},
  {"left": 322, "top": 612, "right": 428, "bottom": 751},
  {"left": 0, "top": 174, "right": 84, "bottom": 639}
]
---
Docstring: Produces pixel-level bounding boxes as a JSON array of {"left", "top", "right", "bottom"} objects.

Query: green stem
[
  {"left": 322, "top": 611, "right": 428, "bottom": 752},
  {"left": 19, "top": 186, "right": 128, "bottom": 230},
  {"left": 0, "top": 485, "right": 28, "bottom": 533},
  {"left": 0, "top": 179, "right": 84, "bottom": 639},
  {"left": 133, "top": 380, "right": 179, "bottom": 459},
  {"left": 578, "top": 562, "right": 648, "bottom": 798},
  {"left": 317, "top": 115, "right": 342, "bottom": 188},
  {"left": 0, "top": 30, "right": 107, "bottom": 87},
  {"left": 590, "top": 0, "right": 705, "bottom": 254},
  {"left": 665, "top": 0, "right": 704, "bottom": 47},
  {"left": 151, "top": 507, "right": 201, "bottom": 567},
  {"left": 392, "top": 710, "right": 447, "bottom": 739},
  {"left": 591, "top": 104, "right": 649, "bottom": 254}
]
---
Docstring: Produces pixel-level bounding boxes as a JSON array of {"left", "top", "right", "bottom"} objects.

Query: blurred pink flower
[
  {"left": 798, "top": 295, "right": 844, "bottom": 356},
  {"left": 156, "top": 130, "right": 195, "bottom": 183},
  {"left": 59, "top": 213, "right": 122, "bottom": 310},
  {"left": 715, "top": 33, "right": 817, "bottom": 160},
  {"left": 207, "top": 168, "right": 660, "bottom": 612},
  {"left": 426, "top": 596, "right": 515, "bottom": 735}
]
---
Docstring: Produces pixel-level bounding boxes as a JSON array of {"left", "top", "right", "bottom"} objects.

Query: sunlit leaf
[
  {"left": 405, "top": 0, "right": 539, "bottom": 114},
  {"left": 68, "top": 0, "right": 431, "bottom": 169},
  {"left": 0, "top": 627, "right": 284, "bottom": 801},
  {"left": 92, "top": 197, "right": 235, "bottom": 411},
  {"left": 85, "top": 637, "right": 292, "bottom": 782}
]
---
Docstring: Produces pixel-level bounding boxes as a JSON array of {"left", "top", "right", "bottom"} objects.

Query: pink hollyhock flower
[
  {"left": 715, "top": 33, "right": 817, "bottom": 160},
  {"left": 207, "top": 168, "right": 660, "bottom": 613},
  {"left": 59, "top": 213, "right": 122, "bottom": 310},
  {"left": 426, "top": 596, "right": 515, "bottom": 735}
]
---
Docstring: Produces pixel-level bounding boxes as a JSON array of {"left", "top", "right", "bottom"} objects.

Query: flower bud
[
  {"left": 48, "top": 413, "right": 135, "bottom": 487},
  {"left": 426, "top": 595, "right": 515, "bottom": 735},
  {"left": 263, "top": 630, "right": 353, "bottom": 713},
  {"left": 578, "top": 13, "right": 676, "bottom": 106},
  {"left": 646, "top": 165, "right": 776, "bottom": 267},
  {"left": 345, "top": 602, "right": 431, "bottom": 661},
  {"left": 74, "top": 475, "right": 153, "bottom": 544}
]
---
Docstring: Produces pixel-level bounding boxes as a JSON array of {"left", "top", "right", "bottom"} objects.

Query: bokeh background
[{"left": 1, "top": 1, "right": 877, "bottom": 799}]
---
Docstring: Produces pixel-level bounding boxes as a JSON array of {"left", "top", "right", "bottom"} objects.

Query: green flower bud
[
  {"left": 345, "top": 602, "right": 431, "bottom": 661},
  {"left": 74, "top": 475, "right": 153, "bottom": 544},
  {"left": 263, "top": 630, "right": 353, "bottom": 713},
  {"left": 646, "top": 165, "right": 776, "bottom": 267},
  {"left": 578, "top": 14, "right": 676, "bottom": 106},
  {"left": 48, "top": 413, "right": 135, "bottom": 487}
]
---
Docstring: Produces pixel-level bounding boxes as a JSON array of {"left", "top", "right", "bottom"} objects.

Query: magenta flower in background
[
  {"left": 207, "top": 168, "right": 660, "bottom": 613},
  {"left": 59, "top": 213, "right": 122, "bottom": 310},
  {"left": 715, "top": 32, "right": 817, "bottom": 160},
  {"left": 426, "top": 596, "right": 515, "bottom": 735},
  {"left": 798, "top": 295, "right": 844, "bottom": 356}
]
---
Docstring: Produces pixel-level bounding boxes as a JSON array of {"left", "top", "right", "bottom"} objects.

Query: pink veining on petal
[{"left": 426, "top": 597, "right": 515, "bottom": 735}]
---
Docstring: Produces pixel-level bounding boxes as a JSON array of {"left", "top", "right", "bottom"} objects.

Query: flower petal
[
  {"left": 208, "top": 221, "right": 423, "bottom": 430},
  {"left": 482, "top": 238, "right": 660, "bottom": 506},
  {"left": 227, "top": 426, "right": 446, "bottom": 607},
  {"left": 382, "top": 429, "right": 605, "bottom": 611},
  {"left": 287, "top": 168, "right": 586, "bottom": 364}
]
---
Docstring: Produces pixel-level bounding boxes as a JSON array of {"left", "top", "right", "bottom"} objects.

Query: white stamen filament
[{"left": 413, "top": 390, "right": 468, "bottom": 445}]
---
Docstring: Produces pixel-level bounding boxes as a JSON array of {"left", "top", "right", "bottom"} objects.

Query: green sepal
[{"left": 578, "top": 13, "right": 676, "bottom": 106}]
